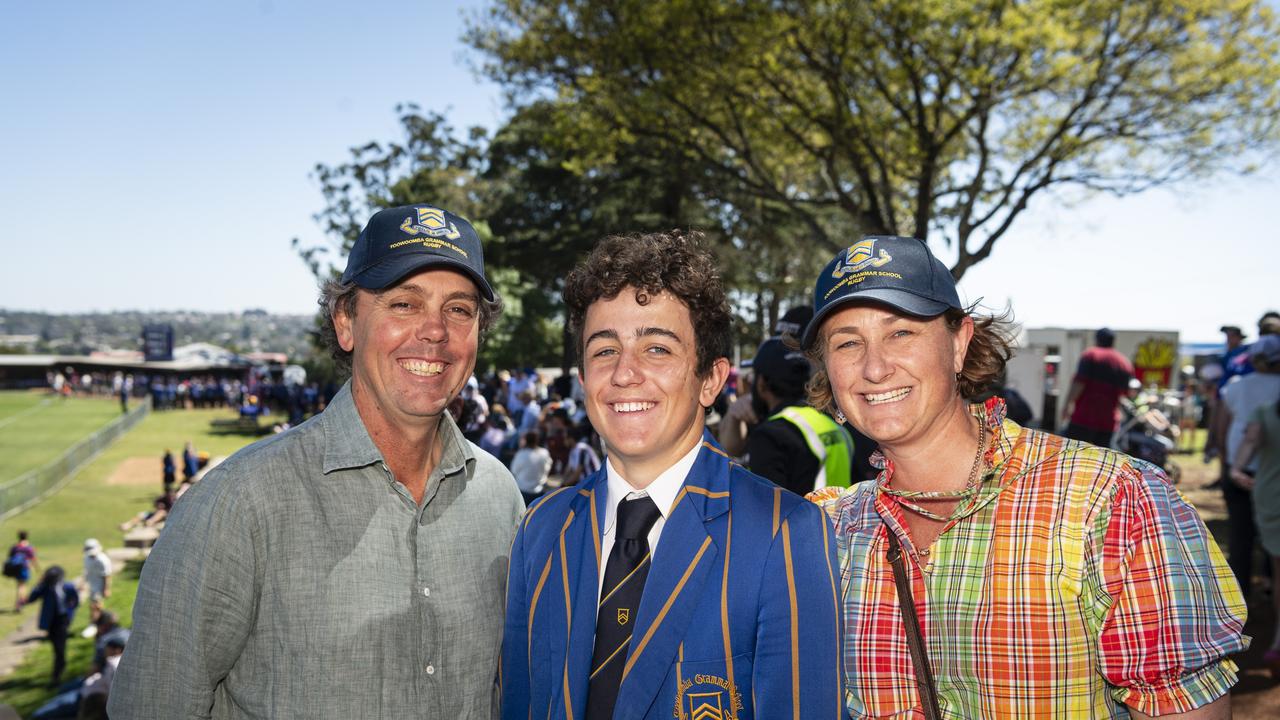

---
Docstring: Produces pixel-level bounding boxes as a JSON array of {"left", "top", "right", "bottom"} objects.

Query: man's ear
[
  {"left": 334, "top": 296, "right": 358, "bottom": 353},
  {"left": 698, "top": 357, "right": 732, "bottom": 408}
]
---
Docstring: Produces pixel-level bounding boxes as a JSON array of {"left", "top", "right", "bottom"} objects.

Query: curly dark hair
[
  {"left": 316, "top": 276, "right": 501, "bottom": 375},
  {"left": 804, "top": 306, "right": 1016, "bottom": 415},
  {"left": 562, "top": 230, "right": 732, "bottom": 377}
]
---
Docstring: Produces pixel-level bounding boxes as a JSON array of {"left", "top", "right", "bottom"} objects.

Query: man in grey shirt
[{"left": 110, "top": 204, "right": 525, "bottom": 719}]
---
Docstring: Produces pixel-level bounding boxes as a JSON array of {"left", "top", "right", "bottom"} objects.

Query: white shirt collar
[{"left": 603, "top": 440, "right": 703, "bottom": 529}]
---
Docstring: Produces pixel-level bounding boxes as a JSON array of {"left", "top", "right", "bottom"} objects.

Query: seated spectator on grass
[
  {"left": 510, "top": 431, "right": 552, "bottom": 506},
  {"left": 118, "top": 497, "right": 170, "bottom": 532},
  {"left": 240, "top": 394, "right": 264, "bottom": 418},
  {"left": 78, "top": 635, "right": 125, "bottom": 719},
  {"left": 93, "top": 611, "right": 130, "bottom": 665}
]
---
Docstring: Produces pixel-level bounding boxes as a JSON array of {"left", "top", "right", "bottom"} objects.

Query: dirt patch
[{"left": 105, "top": 456, "right": 163, "bottom": 487}]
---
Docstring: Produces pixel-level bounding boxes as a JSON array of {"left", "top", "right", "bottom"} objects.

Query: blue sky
[{"left": 1, "top": 0, "right": 1276, "bottom": 344}]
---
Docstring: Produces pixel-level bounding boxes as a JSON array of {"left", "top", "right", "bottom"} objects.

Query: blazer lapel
[
  {"left": 548, "top": 471, "right": 607, "bottom": 720},
  {"left": 613, "top": 439, "right": 732, "bottom": 719}
]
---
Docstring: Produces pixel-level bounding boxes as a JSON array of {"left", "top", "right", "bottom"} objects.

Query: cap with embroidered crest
[
  {"left": 801, "top": 236, "right": 962, "bottom": 350},
  {"left": 340, "top": 204, "right": 495, "bottom": 301}
]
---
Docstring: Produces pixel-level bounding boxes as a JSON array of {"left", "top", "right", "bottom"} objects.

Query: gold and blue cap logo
[
  {"left": 341, "top": 203, "right": 495, "bottom": 300},
  {"left": 800, "top": 235, "right": 962, "bottom": 350}
]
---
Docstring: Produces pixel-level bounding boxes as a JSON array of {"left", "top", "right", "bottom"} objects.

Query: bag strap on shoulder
[{"left": 885, "top": 529, "right": 944, "bottom": 720}]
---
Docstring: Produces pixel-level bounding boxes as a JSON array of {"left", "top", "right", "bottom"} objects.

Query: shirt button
[
  {"left": 422, "top": 587, "right": 431, "bottom": 598},
  {"left": 425, "top": 664, "right": 436, "bottom": 675}
]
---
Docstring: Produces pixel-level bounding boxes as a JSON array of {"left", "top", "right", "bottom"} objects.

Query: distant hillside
[{"left": 0, "top": 309, "right": 316, "bottom": 360}]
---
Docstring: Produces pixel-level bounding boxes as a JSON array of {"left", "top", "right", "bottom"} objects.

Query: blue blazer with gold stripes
[{"left": 501, "top": 435, "right": 843, "bottom": 720}]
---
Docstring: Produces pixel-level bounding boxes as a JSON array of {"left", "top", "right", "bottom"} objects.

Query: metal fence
[{"left": 0, "top": 399, "right": 151, "bottom": 521}]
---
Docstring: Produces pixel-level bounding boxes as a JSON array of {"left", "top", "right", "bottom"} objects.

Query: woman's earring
[{"left": 835, "top": 409, "right": 847, "bottom": 424}]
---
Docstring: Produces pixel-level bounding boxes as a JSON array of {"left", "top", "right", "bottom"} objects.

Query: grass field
[
  {"left": 0, "top": 393, "right": 123, "bottom": 484},
  {"left": 0, "top": 403, "right": 266, "bottom": 715}
]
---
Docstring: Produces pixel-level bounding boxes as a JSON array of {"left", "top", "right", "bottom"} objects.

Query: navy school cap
[
  {"left": 800, "top": 236, "right": 963, "bottom": 350},
  {"left": 773, "top": 305, "right": 815, "bottom": 338},
  {"left": 340, "top": 204, "right": 495, "bottom": 301},
  {"left": 752, "top": 337, "right": 811, "bottom": 395}
]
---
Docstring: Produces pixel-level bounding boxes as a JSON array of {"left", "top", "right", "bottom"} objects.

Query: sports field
[
  {"left": 0, "top": 392, "right": 122, "bottom": 484},
  {"left": 0, "top": 404, "right": 265, "bottom": 714}
]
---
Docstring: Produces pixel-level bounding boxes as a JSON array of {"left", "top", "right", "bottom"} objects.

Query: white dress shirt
[{"left": 596, "top": 441, "right": 702, "bottom": 601}]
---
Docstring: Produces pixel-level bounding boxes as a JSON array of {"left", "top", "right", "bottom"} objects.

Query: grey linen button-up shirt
[{"left": 109, "top": 382, "right": 525, "bottom": 719}]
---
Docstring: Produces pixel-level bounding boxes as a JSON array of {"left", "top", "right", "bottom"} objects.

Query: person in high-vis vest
[{"left": 745, "top": 335, "right": 855, "bottom": 495}]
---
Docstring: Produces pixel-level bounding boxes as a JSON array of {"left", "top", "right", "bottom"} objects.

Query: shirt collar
[
  {"left": 604, "top": 440, "right": 702, "bottom": 527},
  {"left": 980, "top": 396, "right": 1019, "bottom": 471},
  {"left": 321, "top": 382, "right": 381, "bottom": 473},
  {"left": 322, "top": 380, "right": 476, "bottom": 481},
  {"left": 431, "top": 410, "right": 475, "bottom": 481},
  {"left": 873, "top": 396, "right": 1018, "bottom": 521}
]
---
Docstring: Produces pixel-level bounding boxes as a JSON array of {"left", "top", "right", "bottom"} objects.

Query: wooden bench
[
  {"left": 209, "top": 415, "right": 267, "bottom": 435},
  {"left": 123, "top": 526, "right": 161, "bottom": 549}
]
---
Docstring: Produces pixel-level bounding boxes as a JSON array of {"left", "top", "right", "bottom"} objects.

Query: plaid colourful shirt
[{"left": 814, "top": 398, "right": 1248, "bottom": 718}]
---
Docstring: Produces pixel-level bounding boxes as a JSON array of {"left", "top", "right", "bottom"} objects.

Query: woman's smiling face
[{"left": 820, "top": 303, "right": 972, "bottom": 451}]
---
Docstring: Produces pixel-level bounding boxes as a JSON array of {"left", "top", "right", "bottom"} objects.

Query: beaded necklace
[{"left": 881, "top": 420, "right": 987, "bottom": 522}]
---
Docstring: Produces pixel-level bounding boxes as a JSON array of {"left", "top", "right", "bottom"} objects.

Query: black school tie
[{"left": 585, "top": 495, "right": 663, "bottom": 720}]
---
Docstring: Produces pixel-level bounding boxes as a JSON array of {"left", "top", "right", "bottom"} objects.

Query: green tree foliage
[
  {"left": 298, "top": 99, "right": 815, "bottom": 369},
  {"left": 483, "top": 100, "right": 760, "bottom": 365},
  {"left": 471, "top": 0, "right": 1280, "bottom": 278},
  {"left": 483, "top": 100, "right": 703, "bottom": 285},
  {"left": 293, "top": 105, "right": 487, "bottom": 279},
  {"left": 481, "top": 99, "right": 832, "bottom": 360},
  {"left": 292, "top": 106, "right": 566, "bottom": 373}
]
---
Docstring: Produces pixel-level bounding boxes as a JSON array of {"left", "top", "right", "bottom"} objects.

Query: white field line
[{"left": 0, "top": 397, "right": 54, "bottom": 431}]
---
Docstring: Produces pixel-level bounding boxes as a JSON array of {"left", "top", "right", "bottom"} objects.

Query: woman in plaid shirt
[{"left": 800, "top": 236, "right": 1247, "bottom": 719}]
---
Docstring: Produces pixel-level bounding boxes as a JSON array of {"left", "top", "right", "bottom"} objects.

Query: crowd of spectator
[
  {"left": 457, "top": 368, "right": 603, "bottom": 506},
  {"left": 5, "top": 529, "right": 129, "bottom": 719},
  {"left": 44, "top": 368, "right": 341, "bottom": 424},
  {"left": 28, "top": 592, "right": 130, "bottom": 720}
]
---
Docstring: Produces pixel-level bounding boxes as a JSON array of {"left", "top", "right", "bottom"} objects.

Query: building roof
[{"left": 0, "top": 342, "right": 263, "bottom": 373}]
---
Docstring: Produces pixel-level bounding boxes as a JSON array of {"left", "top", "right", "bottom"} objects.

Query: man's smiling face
[{"left": 336, "top": 267, "right": 480, "bottom": 432}]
